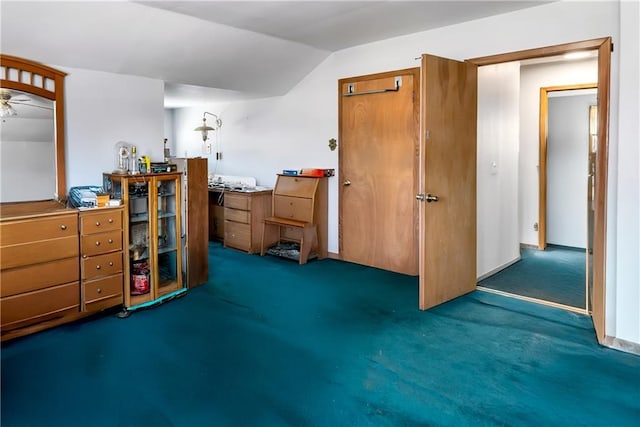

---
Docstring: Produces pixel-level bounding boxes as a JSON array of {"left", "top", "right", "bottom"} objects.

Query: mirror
[
  {"left": 0, "top": 54, "right": 67, "bottom": 204},
  {"left": 1, "top": 89, "right": 56, "bottom": 202}
]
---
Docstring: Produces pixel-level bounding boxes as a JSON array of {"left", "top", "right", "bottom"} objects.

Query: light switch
[{"left": 491, "top": 161, "right": 498, "bottom": 175}]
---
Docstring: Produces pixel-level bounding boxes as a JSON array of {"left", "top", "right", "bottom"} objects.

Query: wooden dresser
[
  {"left": 1, "top": 201, "right": 80, "bottom": 339},
  {"left": 0, "top": 201, "right": 126, "bottom": 341},
  {"left": 223, "top": 190, "right": 273, "bottom": 253},
  {"left": 79, "top": 207, "right": 124, "bottom": 312}
]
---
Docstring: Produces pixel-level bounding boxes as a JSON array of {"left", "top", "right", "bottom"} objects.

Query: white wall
[
  {"left": 547, "top": 93, "right": 595, "bottom": 248},
  {"left": 477, "top": 62, "right": 521, "bottom": 278},
  {"left": 613, "top": 0, "right": 640, "bottom": 345},
  {"left": 519, "top": 59, "right": 598, "bottom": 246},
  {"left": 64, "top": 67, "right": 165, "bottom": 188}
]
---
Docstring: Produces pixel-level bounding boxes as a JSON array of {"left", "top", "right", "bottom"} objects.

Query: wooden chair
[{"left": 260, "top": 175, "right": 320, "bottom": 265}]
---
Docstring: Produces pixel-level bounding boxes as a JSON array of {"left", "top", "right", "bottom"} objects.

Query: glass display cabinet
[{"left": 103, "top": 172, "right": 185, "bottom": 313}]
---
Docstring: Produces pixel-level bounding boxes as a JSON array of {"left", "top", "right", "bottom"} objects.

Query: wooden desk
[{"left": 208, "top": 188, "right": 273, "bottom": 254}]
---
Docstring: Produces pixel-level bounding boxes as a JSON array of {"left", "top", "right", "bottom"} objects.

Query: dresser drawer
[
  {"left": 82, "top": 251, "right": 123, "bottom": 280},
  {"left": 80, "top": 209, "right": 122, "bottom": 235},
  {"left": 273, "top": 195, "right": 314, "bottom": 222},
  {"left": 275, "top": 176, "right": 318, "bottom": 197},
  {"left": 224, "top": 207, "right": 250, "bottom": 224},
  {"left": 224, "top": 221, "right": 250, "bottom": 250},
  {"left": 81, "top": 230, "right": 122, "bottom": 257},
  {"left": 1, "top": 236, "right": 79, "bottom": 270},
  {"left": 0, "top": 213, "right": 78, "bottom": 246},
  {"left": 84, "top": 274, "right": 123, "bottom": 309},
  {"left": 224, "top": 193, "right": 249, "bottom": 210},
  {"left": 1, "top": 282, "right": 79, "bottom": 331},
  {"left": 1, "top": 257, "right": 79, "bottom": 297}
]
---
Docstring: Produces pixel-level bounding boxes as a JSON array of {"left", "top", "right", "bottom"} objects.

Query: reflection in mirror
[{"left": 0, "top": 89, "right": 56, "bottom": 202}]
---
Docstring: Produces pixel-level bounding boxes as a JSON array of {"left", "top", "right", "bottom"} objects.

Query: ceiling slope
[{"left": 1, "top": 1, "right": 551, "bottom": 106}]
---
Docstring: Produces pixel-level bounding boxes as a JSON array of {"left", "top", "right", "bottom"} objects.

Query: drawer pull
[
  {"left": 95, "top": 241, "right": 101, "bottom": 246},
  {"left": 109, "top": 261, "right": 114, "bottom": 266},
  {"left": 108, "top": 239, "right": 114, "bottom": 244},
  {"left": 60, "top": 224, "right": 67, "bottom": 230},
  {"left": 108, "top": 218, "right": 114, "bottom": 223},
  {"left": 96, "top": 265, "right": 101, "bottom": 270},
  {"left": 96, "top": 288, "right": 102, "bottom": 294},
  {"left": 95, "top": 221, "right": 101, "bottom": 226}
]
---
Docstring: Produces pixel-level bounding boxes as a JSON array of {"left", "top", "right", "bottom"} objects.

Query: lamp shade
[{"left": 194, "top": 112, "right": 222, "bottom": 142}]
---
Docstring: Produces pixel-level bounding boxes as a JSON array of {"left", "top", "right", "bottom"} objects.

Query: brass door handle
[{"left": 343, "top": 180, "right": 351, "bottom": 186}]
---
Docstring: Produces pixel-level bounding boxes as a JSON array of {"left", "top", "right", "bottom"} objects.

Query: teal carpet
[
  {"left": 1, "top": 242, "right": 638, "bottom": 426},
  {"left": 479, "top": 245, "right": 587, "bottom": 308}
]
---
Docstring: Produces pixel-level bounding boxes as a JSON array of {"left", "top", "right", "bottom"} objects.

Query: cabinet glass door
[
  {"left": 128, "top": 179, "right": 152, "bottom": 306},
  {"left": 155, "top": 176, "right": 182, "bottom": 297}
]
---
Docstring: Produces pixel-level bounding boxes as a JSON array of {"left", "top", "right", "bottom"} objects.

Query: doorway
[{"left": 468, "top": 37, "right": 612, "bottom": 343}]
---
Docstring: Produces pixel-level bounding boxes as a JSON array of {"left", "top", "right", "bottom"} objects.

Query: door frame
[
  {"left": 468, "top": 37, "right": 612, "bottom": 343},
  {"left": 538, "top": 83, "right": 598, "bottom": 251}
]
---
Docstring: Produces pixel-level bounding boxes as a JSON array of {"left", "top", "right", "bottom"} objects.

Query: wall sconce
[{"left": 194, "top": 112, "right": 222, "bottom": 141}]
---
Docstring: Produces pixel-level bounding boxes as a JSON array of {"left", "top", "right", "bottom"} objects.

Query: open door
[{"left": 419, "top": 54, "right": 478, "bottom": 310}]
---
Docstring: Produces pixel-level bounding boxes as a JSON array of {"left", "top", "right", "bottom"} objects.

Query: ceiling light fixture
[
  {"left": 194, "top": 112, "right": 222, "bottom": 141},
  {"left": 0, "top": 91, "right": 17, "bottom": 117}
]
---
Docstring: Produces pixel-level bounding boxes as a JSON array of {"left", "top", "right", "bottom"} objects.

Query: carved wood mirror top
[{"left": 0, "top": 54, "right": 67, "bottom": 207}]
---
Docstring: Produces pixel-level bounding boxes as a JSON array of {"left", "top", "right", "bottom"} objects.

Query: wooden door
[
  {"left": 339, "top": 68, "right": 419, "bottom": 275},
  {"left": 419, "top": 55, "right": 478, "bottom": 310}
]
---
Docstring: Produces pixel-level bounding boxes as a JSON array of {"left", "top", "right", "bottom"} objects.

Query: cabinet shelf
[{"left": 130, "top": 213, "right": 150, "bottom": 223}]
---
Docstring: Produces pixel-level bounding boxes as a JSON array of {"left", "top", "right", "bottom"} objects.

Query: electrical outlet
[{"left": 203, "top": 143, "right": 212, "bottom": 155}]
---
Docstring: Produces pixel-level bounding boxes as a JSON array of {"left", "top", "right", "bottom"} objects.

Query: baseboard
[
  {"left": 327, "top": 251, "right": 340, "bottom": 260},
  {"left": 520, "top": 243, "right": 538, "bottom": 250},
  {"left": 476, "top": 256, "right": 521, "bottom": 282},
  {"left": 603, "top": 336, "right": 640, "bottom": 356}
]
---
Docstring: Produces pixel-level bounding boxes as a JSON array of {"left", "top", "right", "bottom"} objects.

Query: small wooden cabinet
[
  {"left": 0, "top": 201, "right": 80, "bottom": 340},
  {"left": 103, "top": 172, "right": 185, "bottom": 311},
  {"left": 223, "top": 190, "right": 272, "bottom": 253},
  {"left": 79, "top": 207, "right": 124, "bottom": 313}
]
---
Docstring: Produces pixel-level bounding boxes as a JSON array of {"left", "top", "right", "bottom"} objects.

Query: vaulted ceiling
[{"left": 1, "top": 1, "right": 550, "bottom": 106}]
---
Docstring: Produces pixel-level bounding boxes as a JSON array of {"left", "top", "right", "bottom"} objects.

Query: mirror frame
[{"left": 0, "top": 54, "right": 67, "bottom": 201}]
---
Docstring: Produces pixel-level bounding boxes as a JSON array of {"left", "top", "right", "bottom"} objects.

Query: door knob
[
  {"left": 343, "top": 180, "right": 351, "bottom": 186},
  {"left": 416, "top": 194, "right": 425, "bottom": 201},
  {"left": 426, "top": 194, "right": 439, "bottom": 203}
]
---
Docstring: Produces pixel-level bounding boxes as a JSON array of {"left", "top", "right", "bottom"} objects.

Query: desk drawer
[
  {"left": 1, "top": 257, "right": 79, "bottom": 297},
  {"left": 273, "top": 195, "right": 313, "bottom": 222},
  {"left": 224, "top": 221, "right": 250, "bottom": 251},
  {"left": 81, "top": 230, "right": 122, "bottom": 257},
  {"left": 224, "top": 207, "right": 250, "bottom": 224},
  {"left": 1, "top": 282, "right": 79, "bottom": 331},
  {"left": 80, "top": 209, "right": 122, "bottom": 235},
  {"left": 224, "top": 193, "right": 249, "bottom": 210},
  {"left": 82, "top": 251, "right": 123, "bottom": 280},
  {"left": 84, "top": 274, "right": 123, "bottom": 309},
  {"left": 0, "top": 214, "right": 78, "bottom": 246}
]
